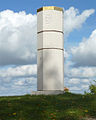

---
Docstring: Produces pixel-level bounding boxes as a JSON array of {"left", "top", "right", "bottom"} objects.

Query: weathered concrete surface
[{"left": 31, "top": 90, "right": 64, "bottom": 95}]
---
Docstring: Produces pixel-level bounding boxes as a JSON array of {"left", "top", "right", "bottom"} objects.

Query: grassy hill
[{"left": 0, "top": 93, "right": 96, "bottom": 120}]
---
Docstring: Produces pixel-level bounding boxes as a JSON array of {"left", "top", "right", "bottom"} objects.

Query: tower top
[{"left": 37, "top": 6, "right": 64, "bottom": 13}]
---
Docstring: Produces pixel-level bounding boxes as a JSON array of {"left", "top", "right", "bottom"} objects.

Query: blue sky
[
  {"left": 0, "top": 0, "right": 96, "bottom": 13},
  {"left": 0, "top": 0, "right": 96, "bottom": 96}
]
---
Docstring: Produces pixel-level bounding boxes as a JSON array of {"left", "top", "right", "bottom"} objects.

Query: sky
[{"left": 0, "top": 0, "right": 96, "bottom": 96}]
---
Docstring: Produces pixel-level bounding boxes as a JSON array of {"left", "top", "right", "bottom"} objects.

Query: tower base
[{"left": 31, "top": 90, "right": 64, "bottom": 95}]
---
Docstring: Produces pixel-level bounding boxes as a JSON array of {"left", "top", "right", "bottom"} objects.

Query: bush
[
  {"left": 64, "top": 87, "right": 69, "bottom": 93},
  {"left": 84, "top": 91, "right": 91, "bottom": 95},
  {"left": 89, "top": 80, "right": 96, "bottom": 94}
]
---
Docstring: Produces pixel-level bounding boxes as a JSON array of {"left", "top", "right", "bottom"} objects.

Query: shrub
[
  {"left": 84, "top": 91, "right": 91, "bottom": 95},
  {"left": 64, "top": 87, "right": 69, "bottom": 93},
  {"left": 89, "top": 80, "right": 96, "bottom": 94}
]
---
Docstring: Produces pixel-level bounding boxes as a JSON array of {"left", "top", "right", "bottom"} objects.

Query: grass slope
[{"left": 0, "top": 93, "right": 96, "bottom": 120}]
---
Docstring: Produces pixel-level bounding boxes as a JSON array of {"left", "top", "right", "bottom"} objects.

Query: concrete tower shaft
[{"left": 37, "top": 6, "right": 64, "bottom": 91}]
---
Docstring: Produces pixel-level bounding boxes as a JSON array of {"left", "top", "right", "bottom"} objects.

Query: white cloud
[
  {"left": 15, "top": 80, "right": 24, "bottom": 86},
  {"left": 0, "top": 8, "right": 94, "bottom": 65},
  {"left": 64, "top": 60, "right": 95, "bottom": 93},
  {"left": 0, "top": 10, "right": 37, "bottom": 65},
  {"left": 72, "top": 29, "right": 96, "bottom": 66},
  {"left": 82, "top": 79, "right": 89, "bottom": 83},
  {"left": 65, "top": 66, "right": 96, "bottom": 78},
  {"left": 65, "top": 76, "right": 90, "bottom": 93},
  {"left": 69, "top": 86, "right": 81, "bottom": 91},
  {"left": 14, "top": 77, "right": 37, "bottom": 86},
  {"left": 0, "top": 7, "right": 95, "bottom": 95},
  {"left": 68, "top": 78, "right": 80, "bottom": 84},
  {"left": 25, "top": 77, "right": 36, "bottom": 84},
  {"left": 64, "top": 49, "right": 69, "bottom": 61},
  {"left": 64, "top": 7, "right": 95, "bottom": 36},
  {"left": 0, "top": 64, "right": 37, "bottom": 78},
  {"left": 0, "top": 67, "right": 37, "bottom": 96},
  {"left": 69, "top": 84, "right": 89, "bottom": 92},
  {"left": 0, "top": 76, "right": 37, "bottom": 96},
  {"left": 81, "top": 85, "right": 89, "bottom": 89}
]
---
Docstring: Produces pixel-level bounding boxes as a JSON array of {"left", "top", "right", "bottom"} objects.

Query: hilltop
[{"left": 0, "top": 93, "right": 96, "bottom": 120}]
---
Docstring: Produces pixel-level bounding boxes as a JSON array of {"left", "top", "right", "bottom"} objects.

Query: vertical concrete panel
[
  {"left": 38, "top": 32, "right": 63, "bottom": 49},
  {"left": 43, "top": 10, "right": 63, "bottom": 31},
  {"left": 37, "top": 33, "right": 43, "bottom": 49},
  {"left": 37, "top": 11, "right": 43, "bottom": 32},
  {"left": 43, "top": 49, "right": 64, "bottom": 90},
  {"left": 43, "top": 32, "right": 63, "bottom": 49},
  {"left": 37, "top": 50, "right": 43, "bottom": 90}
]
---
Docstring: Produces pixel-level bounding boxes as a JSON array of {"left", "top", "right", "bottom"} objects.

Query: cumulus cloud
[
  {"left": 64, "top": 61, "right": 95, "bottom": 93},
  {"left": 0, "top": 7, "right": 94, "bottom": 65},
  {"left": 0, "top": 7, "right": 95, "bottom": 95},
  {"left": 69, "top": 84, "right": 89, "bottom": 93},
  {"left": 82, "top": 79, "right": 89, "bottom": 83},
  {"left": 65, "top": 65, "right": 96, "bottom": 78},
  {"left": 68, "top": 78, "right": 80, "bottom": 84},
  {"left": 64, "top": 7, "right": 95, "bottom": 36},
  {"left": 14, "top": 80, "right": 24, "bottom": 86},
  {"left": 0, "top": 76, "right": 37, "bottom": 96},
  {"left": 0, "top": 65, "right": 37, "bottom": 96},
  {"left": 14, "top": 77, "right": 36, "bottom": 86},
  {"left": 82, "top": 85, "right": 89, "bottom": 89},
  {"left": 0, "top": 64, "right": 37, "bottom": 78},
  {"left": 71, "top": 29, "right": 96, "bottom": 66},
  {"left": 64, "top": 49, "right": 69, "bottom": 61},
  {"left": 65, "top": 77, "right": 90, "bottom": 93},
  {"left": 0, "top": 10, "right": 37, "bottom": 65},
  {"left": 69, "top": 86, "right": 81, "bottom": 91}
]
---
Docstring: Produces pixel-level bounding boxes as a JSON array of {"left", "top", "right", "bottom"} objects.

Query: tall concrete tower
[{"left": 37, "top": 6, "right": 64, "bottom": 91}]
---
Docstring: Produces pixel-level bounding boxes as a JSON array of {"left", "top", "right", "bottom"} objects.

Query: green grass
[{"left": 0, "top": 93, "right": 96, "bottom": 120}]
